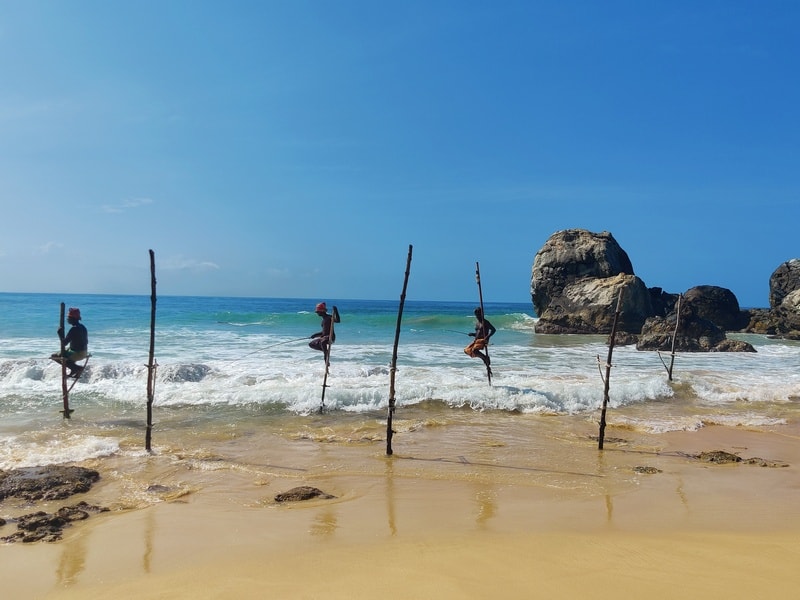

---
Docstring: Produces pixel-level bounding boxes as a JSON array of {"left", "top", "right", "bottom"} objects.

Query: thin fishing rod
[{"left": 231, "top": 336, "right": 309, "bottom": 363}]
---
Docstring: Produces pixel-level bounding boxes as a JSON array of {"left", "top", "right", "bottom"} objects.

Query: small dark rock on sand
[
  {"left": 697, "top": 451, "right": 742, "bottom": 463},
  {"left": 274, "top": 486, "right": 335, "bottom": 503},
  {"left": 743, "top": 457, "right": 789, "bottom": 468},
  {"left": 633, "top": 466, "right": 662, "bottom": 474},
  {"left": 694, "top": 451, "right": 789, "bottom": 467},
  {"left": 1, "top": 501, "right": 109, "bottom": 543}
]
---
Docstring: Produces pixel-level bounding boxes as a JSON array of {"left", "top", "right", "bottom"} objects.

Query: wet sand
[{"left": 2, "top": 417, "right": 800, "bottom": 599}]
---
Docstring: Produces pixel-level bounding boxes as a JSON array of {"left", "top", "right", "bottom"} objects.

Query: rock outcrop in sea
[
  {"left": 530, "top": 230, "right": 656, "bottom": 335},
  {"left": 636, "top": 303, "right": 755, "bottom": 353},
  {"left": 529, "top": 228, "right": 782, "bottom": 351},
  {"left": 741, "top": 259, "right": 800, "bottom": 339}
]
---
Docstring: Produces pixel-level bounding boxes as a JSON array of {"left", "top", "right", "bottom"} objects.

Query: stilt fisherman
[
  {"left": 51, "top": 307, "right": 89, "bottom": 378},
  {"left": 464, "top": 307, "right": 496, "bottom": 376},
  {"left": 309, "top": 302, "right": 337, "bottom": 362}
]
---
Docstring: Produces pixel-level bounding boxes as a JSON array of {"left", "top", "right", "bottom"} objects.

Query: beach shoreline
[{"left": 2, "top": 419, "right": 799, "bottom": 599}]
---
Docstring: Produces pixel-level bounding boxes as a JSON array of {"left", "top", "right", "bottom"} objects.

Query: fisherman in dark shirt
[
  {"left": 464, "top": 307, "right": 496, "bottom": 375},
  {"left": 51, "top": 307, "right": 89, "bottom": 378},
  {"left": 309, "top": 302, "right": 334, "bottom": 362}
]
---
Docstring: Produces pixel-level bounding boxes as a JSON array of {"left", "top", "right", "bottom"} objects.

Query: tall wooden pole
[
  {"left": 319, "top": 307, "right": 337, "bottom": 414},
  {"left": 59, "top": 302, "right": 72, "bottom": 418},
  {"left": 598, "top": 289, "right": 623, "bottom": 450},
  {"left": 145, "top": 250, "right": 157, "bottom": 451},
  {"left": 475, "top": 262, "right": 491, "bottom": 386},
  {"left": 387, "top": 245, "right": 413, "bottom": 456},
  {"left": 667, "top": 294, "right": 682, "bottom": 381}
]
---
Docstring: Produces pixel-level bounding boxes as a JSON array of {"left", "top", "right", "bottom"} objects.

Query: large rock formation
[
  {"left": 773, "top": 289, "right": 800, "bottom": 338},
  {"left": 769, "top": 259, "right": 800, "bottom": 308},
  {"left": 531, "top": 229, "right": 757, "bottom": 351},
  {"left": 742, "top": 259, "right": 800, "bottom": 339},
  {"left": 637, "top": 304, "right": 756, "bottom": 352},
  {"left": 769, "top": 260, "right": 800, "bottom": 339},
  {"left": 683, "top": 285, "right": 748, "bottom": 331},
  {"left": 531, "top": 229, "right": 655, "bottom": 334}
]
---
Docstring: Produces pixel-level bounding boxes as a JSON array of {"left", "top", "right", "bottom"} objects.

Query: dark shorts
[{"left": 309, "top": 337, "right": 329, "bottom": 352}]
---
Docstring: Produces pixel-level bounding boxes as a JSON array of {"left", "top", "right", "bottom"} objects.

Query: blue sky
[{"left": 1, "top": 1, "right": 797, "bottom": 307}]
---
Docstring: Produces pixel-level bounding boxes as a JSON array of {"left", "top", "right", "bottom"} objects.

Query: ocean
[{"left": 1, "top": 292, "right": 799, "bottom": 487}]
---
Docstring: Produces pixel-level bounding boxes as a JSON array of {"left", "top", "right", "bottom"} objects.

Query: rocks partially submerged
[
  {"left": 0, "top": 466, "right": 107, "bottom": 544},
  {"left": 1, "top": 502, "right": 108, "bottom": 543},
  {"left": 274, "top": 486, "right": 335, "bottom": 503},
  {"left": 694, "top": 450, "right": 788, "bottom": 467},
  {"left": 0, "top": 465, "right": 100, "bottom": 502},
  {"left": 637, "top": 303, "right": 756, "bottom": 353},
  {"left": 633, "top": 450, "right": 789, "bottom": 474},
  {"left": 757, "top": 259, "right": 800, "bottom": 339},
  {"left": 530, "top": 229, "right": 800, "bottom": 346}
]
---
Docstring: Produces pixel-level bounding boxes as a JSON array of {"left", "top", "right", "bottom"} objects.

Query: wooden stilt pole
[
  {"left": 145, "top": 249, "right": 157, "bottom": 451},
  {"left": 667, "top": 294, "right": 682, "bottom": 381},
  {"left": 319, "top": 306, "right": 338, "bottom": 413},
  {"left": 598, "top": 289, "right": 623, "bottom": 450},
  {"left": 319, "top": 358, "right": 330, "bottom": 413},
  {"left": 475, "top": 262, "right": 492, "bottom": 386},
  {"left": 58, "top": 302, "right": 73, "bottom": 418},
  {"left": 387, "top": 244, "right": 413, "bottom": 456}
]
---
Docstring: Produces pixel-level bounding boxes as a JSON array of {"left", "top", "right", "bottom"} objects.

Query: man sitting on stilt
[{"left": 51, "top": 307, "right": 89, "bottom": 379}]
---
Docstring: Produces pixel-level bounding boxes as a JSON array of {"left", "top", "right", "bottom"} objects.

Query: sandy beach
[{"left": 2, "top": 413, "right": 799, "bottom": 600}]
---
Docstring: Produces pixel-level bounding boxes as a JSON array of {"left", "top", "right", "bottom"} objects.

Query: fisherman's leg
[
  {"left": 64, "top": 359, "right": 78, "bottom": 377},
  {"left": 475, "top": 352, "right": 492, "bottom": 376}
]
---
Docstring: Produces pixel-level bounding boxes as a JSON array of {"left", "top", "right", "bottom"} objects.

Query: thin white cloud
[
  {"left": 101, "top": 197, "right": 154, "bottom": 214},
  {"left": 37, "top": 241, "right": 63, "bottom": 255},
  {"left": 161, "top": 256, "right": 220, "bottom": 272}
]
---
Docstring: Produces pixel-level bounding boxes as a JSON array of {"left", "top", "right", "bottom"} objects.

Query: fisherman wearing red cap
[
  {"left": 51, "top": 307, "right": 89, "bottom": 378},
  {"left": 309, "top": 302, "right": 333, "bottom": 360},
  {"left": 308, "top": 301, "right": 339, "bottom": 361}
]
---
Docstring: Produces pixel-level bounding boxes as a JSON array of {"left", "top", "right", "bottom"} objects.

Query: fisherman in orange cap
[{"left": 51, "top": 307, "right": 89, "bottom": 378}]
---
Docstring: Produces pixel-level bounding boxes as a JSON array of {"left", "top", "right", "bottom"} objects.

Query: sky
[{"left": 1, "top": 1, "right": 798, "bottom": 307}]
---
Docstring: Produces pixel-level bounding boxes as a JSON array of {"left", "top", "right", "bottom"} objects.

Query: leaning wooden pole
[
  {"left": 667, "top": 294, "right": 682, "bottom": 381},
  {"left": 475, "top": 262, "right": 491, "bottom": 386},
  {"left": 145, "top": 249, "right": 157, "bottom": 452},
  {"left": 387, "top": 244, "right": 413, "bottom": 456},
  {"left": 598, "top": 289, "right": 624, "bottom": 450},
  {"left": 59, "top": 302, "right": 72, "bottom": 419}
]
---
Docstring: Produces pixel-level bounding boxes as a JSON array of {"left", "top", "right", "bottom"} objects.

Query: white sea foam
[
  {"left": 2, "top": 295, "right": 800, "bottom": 445},
  {"left": 0, "top": 434, "right": 119, "bottom": 470}
]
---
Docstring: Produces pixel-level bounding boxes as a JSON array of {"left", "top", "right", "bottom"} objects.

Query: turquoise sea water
[{"left": 1, "top": 292, "right": 799, "bottom": 471}]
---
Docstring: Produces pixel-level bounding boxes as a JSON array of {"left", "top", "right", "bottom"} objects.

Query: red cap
[
  {"left": 315, "top": 302, "right": 327, "bottom": 313},
  {"left": 68, "top": 307, "right": 81, "bottom": 320}
]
